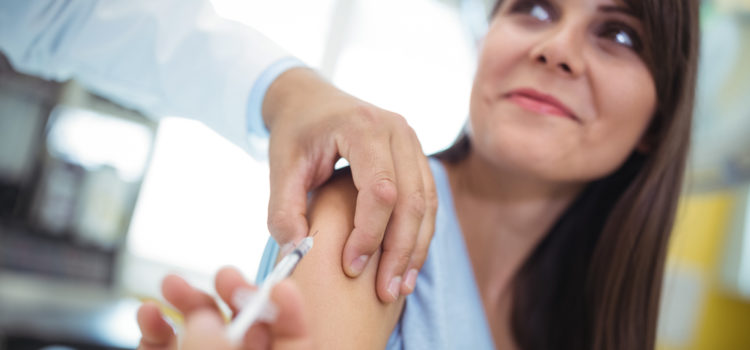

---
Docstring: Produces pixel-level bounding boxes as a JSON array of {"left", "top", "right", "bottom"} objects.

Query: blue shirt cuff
[
  {"left": 246, "top": 57, "right": 306, "bottom": 140},
  {"left": 255, "top": 237, "right": 280, "bottom": 285}
]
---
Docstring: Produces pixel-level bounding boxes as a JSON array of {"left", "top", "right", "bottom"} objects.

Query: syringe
[{"left": 225, "top": 236, "right": 314, "bottom": 344}]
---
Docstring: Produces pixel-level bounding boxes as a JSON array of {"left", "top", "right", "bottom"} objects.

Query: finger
[
  {"left": 226, "top": 280, "right": 310, "bottom": 350},
  {"left": 182, "top": 309, "right": 233, "bottom": 350},
  {"left": 161, "top": 274, "right": 221, "bottom": 316},
  {"left": 243, "top": 322, "right": 271, "bottom": 350},
  {"left": 214, "top": 267, "right": 271, "bottom": 349},
  {"left": 340, "top": 132, "right": 398, "bottom": 278},
  {"left": 267, "top": 153, "right": 311, "bottom": 246},
  {"left": 215, "top": 266, "right": 257, "bottom": 315},
  {"left": 401, "top": 147, "right": 437, "bottom": 296},
  {"left": 137, "top": 301, "right": 176, "bottom": 350},
  {"left": 376, "top": 127, "right": 425, "bottom": 302},
  {"left": 270, "top": 280, "right": 313, "bottom": 349}
]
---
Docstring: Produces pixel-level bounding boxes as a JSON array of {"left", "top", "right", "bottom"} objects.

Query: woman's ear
[
  {"left": 636, "top": 116, "right": 660, "bottom": 154},
  {"left": 635, "top": 138, "right": 651, "bottom": 154},
  {"left": 635, "top": 127, "right": 656, "bottom": 154}
]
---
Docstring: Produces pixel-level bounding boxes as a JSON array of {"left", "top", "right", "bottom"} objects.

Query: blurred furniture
[{"left": 0, "top": 54, "right": 156, "bottom": 349}]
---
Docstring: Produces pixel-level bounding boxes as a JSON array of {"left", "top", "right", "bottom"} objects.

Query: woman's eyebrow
[{"left": 598, "top": 5, "right": 637, "bottom": 19}]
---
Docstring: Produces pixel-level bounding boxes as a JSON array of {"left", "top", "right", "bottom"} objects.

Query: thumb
[{"left": 267, "top": 158, "right": 310, "bottom": 245}]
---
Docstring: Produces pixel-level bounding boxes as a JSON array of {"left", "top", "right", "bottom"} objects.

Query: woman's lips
[{"left": 505, "top": 88, "right": 579, "bottom": 122}]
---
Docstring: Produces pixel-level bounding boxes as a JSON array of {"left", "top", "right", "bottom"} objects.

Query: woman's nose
[{"left": 529, "top": 25, "right": 586, "bottom": 78}]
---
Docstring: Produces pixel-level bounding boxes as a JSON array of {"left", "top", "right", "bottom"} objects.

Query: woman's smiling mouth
[{"left": 505, "top": 88, "right": 580, "bottom": 122}]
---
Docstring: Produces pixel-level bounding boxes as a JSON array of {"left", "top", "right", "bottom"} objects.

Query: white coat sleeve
[{"left": 0, "top": 0, "right": 303, "bottom": 156}]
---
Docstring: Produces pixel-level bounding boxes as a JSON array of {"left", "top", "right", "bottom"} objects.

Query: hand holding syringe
[{"left": 225, "top": 235, "right": 314, "bottom": 344}]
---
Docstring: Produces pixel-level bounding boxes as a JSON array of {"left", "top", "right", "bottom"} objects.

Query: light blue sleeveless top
[{"left": 256, "top": 158, "right": 495, "bottom": 349}]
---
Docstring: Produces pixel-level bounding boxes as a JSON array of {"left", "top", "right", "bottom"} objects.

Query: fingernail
[
  {"left": 231, "top": 287, "right": 255, "bottom": 309},
  {"left": 404, "top": 269, "right": 418, "bottom": 293},
  {"left": 388, "top": 276, "right": 402, "bottom": 300},
  {"left": 349, "top": 255, "right": 369, "bottom": 275}
]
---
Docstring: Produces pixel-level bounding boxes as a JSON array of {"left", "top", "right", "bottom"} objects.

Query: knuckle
[
  {"left": 353, "top": 104, "right": 380, "bottom": 125},
  {"left": 370, "top": 177, "right": 398, "bottom": 207},
  {"left": 403, "top": 190, "right": 426, "bottom": 219},
  {"left": 267, "top": 211, "right": 292, "bottom": 235},
  {"left": 395, "top": 251, "right": 413, "bottom": 269},
  {"left": 386, "top": 247, "right": 412, "bottom": 269},
  {"left": 389, "top": 113, "right": 408, "bottom": 128},
  {"left": 354, "top": 227, "right": 383, "bottom": 250}
]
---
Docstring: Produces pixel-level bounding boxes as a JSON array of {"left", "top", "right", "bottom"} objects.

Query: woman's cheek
[{"left": 580, "top": 64, "right": 656, "bottom": 165}]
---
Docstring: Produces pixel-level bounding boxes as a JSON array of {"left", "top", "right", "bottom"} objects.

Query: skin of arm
[
  {"left": 135, "top": 169, "right": 402, "bottom": 349},
  {"left": 284, "top": 168, "right": 406, "bottom": 348}
]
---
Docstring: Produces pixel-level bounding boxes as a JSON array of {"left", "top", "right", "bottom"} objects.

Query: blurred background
[{"left": 0, "top": 0, "right": 748, "bottom": 349}]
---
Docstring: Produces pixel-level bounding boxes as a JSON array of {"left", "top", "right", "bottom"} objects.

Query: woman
[{"left": 138, "top": 0, "right": 700, "bottom": 348}]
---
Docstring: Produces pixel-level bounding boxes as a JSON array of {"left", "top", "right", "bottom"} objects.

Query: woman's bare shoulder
[{"left": 289, "top": 169, "right": 404, "bottom": 348}]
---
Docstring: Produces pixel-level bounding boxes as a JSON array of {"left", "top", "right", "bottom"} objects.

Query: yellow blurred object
[
  {"left": 136, "top": 296, "right": 233, "bottom": 332},
  {"left": 139, "top": 298, "right": 186, "bottom": 326},
  {"left": 658, "top": 190, "right": 750, "bottom": 350}
]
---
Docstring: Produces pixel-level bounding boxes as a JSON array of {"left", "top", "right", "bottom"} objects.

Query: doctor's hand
[
  {"left": 137, "top": 267, "right": 312, "bottom": 350},
  {"left": 262, "top": 68, "right": 437, "bottom": 303}
]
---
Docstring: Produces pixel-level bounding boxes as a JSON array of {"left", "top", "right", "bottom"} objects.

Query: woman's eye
[
  {"left": 510, "top": 0, "right": 556, "bottom": 22},
  {"left": 613, "top": 31, "right": 632, "bottom": 47},
  {"left": 530, "top": 4, "right": 551, "bottom": 21},
  {"left": 601, "top": 23, "right": 643, "bottom": 52}
]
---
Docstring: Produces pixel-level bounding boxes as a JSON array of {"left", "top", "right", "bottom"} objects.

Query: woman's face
[{"left": 469, "top": 0, "right": 655, "bottom": 183}]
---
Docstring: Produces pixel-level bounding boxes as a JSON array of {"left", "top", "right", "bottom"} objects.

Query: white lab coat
[{"left": 0, "top": 0, "right": 297, "bottom": 155}]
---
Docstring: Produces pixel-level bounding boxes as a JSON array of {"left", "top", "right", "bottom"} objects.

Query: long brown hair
[{"left": 436, "top": 0, "right": 700, "bottom": 349}]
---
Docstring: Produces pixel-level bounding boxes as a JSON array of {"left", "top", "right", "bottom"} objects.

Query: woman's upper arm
[{"left": 287, "top": 171, "right": 404, "bottom": 348}]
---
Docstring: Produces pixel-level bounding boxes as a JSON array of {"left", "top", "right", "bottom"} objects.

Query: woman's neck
[{"left": 443, "top": 150, "right": 584, "bottom": 295}]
